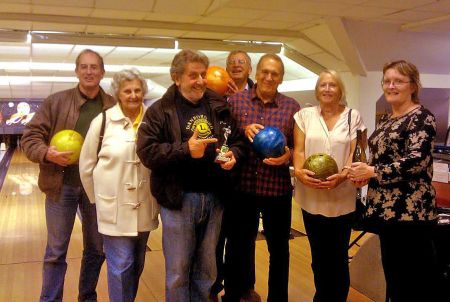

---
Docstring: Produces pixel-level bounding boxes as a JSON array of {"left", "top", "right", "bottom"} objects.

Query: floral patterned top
[{"left": 366, "top": 105, "right": 437, "bottom": 225}]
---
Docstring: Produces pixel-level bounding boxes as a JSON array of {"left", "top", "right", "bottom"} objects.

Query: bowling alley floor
[{"left": 0, "top": 149, "right": 373, "bottom": 302}]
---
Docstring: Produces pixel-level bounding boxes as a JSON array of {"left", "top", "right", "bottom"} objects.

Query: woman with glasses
[
  {"left": 293, "top": 70, "right": 366, "bottom": 302},
  {"left": 347, "top": 60, "right": 438, "bottom": 301}
]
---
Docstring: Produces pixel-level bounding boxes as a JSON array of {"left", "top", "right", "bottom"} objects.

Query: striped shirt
[{"left": 228, "top": 85, "right": 300, "bottom": 196}]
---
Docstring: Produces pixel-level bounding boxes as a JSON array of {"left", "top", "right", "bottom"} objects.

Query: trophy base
[{"left": 215, "top": 154, "right": 231, "bottom": 164}]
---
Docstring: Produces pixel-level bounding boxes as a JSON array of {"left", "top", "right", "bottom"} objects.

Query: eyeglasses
[
  {"left": 381, "top": 79, "right": 411, "bottom": 88},
  {"left": 227, "top": 59, "right": 247, "bottom": 66}
]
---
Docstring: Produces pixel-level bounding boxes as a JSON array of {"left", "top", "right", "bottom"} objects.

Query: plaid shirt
[{"left": 228, "top": 85, "right": 300, "bottom": 196}]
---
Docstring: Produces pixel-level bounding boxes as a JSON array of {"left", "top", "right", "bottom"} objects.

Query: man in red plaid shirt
[{"left": 224, "top": 54, "right": 300, "bottom": 302}]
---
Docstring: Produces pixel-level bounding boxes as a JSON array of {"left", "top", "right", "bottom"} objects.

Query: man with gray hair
[
  {"left": 137, "top": 49, "right": 247, "bottom": 302},
  {"left": 21, "top": 49, "right": 115, "bottom": 301},
  {"left": 225, "top": 50, "right": 254, "bottom": 95},
  {"left": 225, "top": 53, "right": 300, "bottom": 302}
]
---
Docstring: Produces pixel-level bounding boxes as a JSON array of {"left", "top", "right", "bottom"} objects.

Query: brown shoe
[{"left": 240, "top": 289, "right": 261, "bottom": 302}]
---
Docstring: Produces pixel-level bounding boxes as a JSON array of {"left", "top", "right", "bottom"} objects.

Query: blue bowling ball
[{"left": 253, "top": 126, "right": 286, "bottom": 158}]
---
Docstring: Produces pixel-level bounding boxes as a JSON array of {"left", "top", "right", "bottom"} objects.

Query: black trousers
[
  {"left": 211, "top": 204, "right": 228, "bottom": 296},
  {"left": 378, "top": 224, "right": 438, "bottom": 302},
  {"left": 224, "top": 192, "right": 292, "bottom": 302},
  {"left": 302, "top": 210, "right": 353, "bottom": 302}
]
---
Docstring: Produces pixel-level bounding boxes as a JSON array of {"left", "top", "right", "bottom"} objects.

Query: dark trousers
[
  {"left": 211, "top": 205, "right": 228, "bottom": 296},
  {"left": 302, "top": 210, "right": 353, "bottom": 302},
  {"left": 224, "top": 192, "right": 292, "bottom": 302},
  {"left": 379, "top": 224, "right": 438, "bottom": 302}
]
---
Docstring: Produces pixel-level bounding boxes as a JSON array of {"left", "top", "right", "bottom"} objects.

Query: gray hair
[
  {"left": 75, "top": 49, "right": 104, "bottom": 72},
  {"left": 227, "top": 50, "right": 252, "bottom": 66},
  {"left": 110, "top": 68, "right": 148, "bottom": 100},
  {"left": 256, "top": 53, "right": 285, "bottom": 78},
  {"left": 170, "top": 49, "right": 209, "bottom": 81}
]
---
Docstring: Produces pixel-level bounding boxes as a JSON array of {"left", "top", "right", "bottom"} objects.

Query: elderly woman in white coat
[{"left": 79, "top": 68, "right": 159, "bottom": 302}]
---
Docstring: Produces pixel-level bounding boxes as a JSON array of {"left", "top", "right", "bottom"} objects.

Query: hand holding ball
[
  {"left": 50, "top": 130, "right": 84, "bottom": 165},
  {"left": 252, "top": 126, "right": 286, "bottom": 158},
  {"left": 303, "top": 153, "right": 338, "bottom": 181},
  {"left": 206, "top": 66, "right": 231, "bottom": 96}
]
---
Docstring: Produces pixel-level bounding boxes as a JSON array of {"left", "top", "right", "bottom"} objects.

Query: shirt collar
[
  {"left": 250, "top": 84, "right": 280, "bottom": 107},
  {"left": 77, "top": 85, "right": 100, "bottom": 101}
]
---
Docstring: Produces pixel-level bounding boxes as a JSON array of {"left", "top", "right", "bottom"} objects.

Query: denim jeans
[
  {"left": 160, "top": 192, "right": 223, "bottom": 302},
  {"left": 40, "top": 184, "right": 105, "bottom": 302},
  {"left": 103, "top": 232, "right": 150, "bottom": 302}
]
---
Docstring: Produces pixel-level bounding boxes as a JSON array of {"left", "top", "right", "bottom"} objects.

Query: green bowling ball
[{"left": 303, "top": 153, "right": 339, "bottom": 181}]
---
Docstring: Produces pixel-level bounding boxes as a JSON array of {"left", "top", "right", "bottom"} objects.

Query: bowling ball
[
  {"left": 50, "top": 130, "right": 84, "bottom": 165},
  {"left": 253, "top": 126, "right": 286, "bottom": 158},
  {"left": 303, "top": 153, "right": 339, "bottom": 181},
  {"left": 206, "top": 66, "right": 231, "bottom": 96}
]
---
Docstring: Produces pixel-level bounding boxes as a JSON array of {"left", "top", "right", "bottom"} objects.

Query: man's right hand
[
  {"left": 188, "top": 129, "right": 218, "bottom": 158},
  {"left": 45, "top": 145, "right": 73, "bottom": 167},
  {"left": 244, "top": 123, "right": 264, "bottom": 142},
  {"left": 225, "top": 78, "right": 239, "bottom": 96}
]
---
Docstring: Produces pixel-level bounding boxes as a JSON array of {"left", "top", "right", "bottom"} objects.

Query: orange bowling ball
[
  {"left": 50, "top": 129, "right": 84, "bottom": 165},
  {"left": 206, "top": 66, "right": 231, "bottom": 96}
]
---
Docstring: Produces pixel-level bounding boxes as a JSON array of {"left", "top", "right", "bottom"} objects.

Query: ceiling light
[{"left": 278, "top": 78, "right": 318, "bottom": 92}]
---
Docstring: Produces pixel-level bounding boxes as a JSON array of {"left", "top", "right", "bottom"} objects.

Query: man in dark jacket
[
  {"left": 137, "top": 49, "right": 246, "bottom": 302},
  {"left": 21, "top": 49, "right": 115, "bottom": 302}
]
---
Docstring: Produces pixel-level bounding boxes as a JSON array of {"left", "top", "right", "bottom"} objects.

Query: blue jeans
[
  {"left": 103, "top": 232, "right": 150, "bottom": 302},
  {"left": 161, "top": 192, "right": 223, "bottom": 302},
  {"left": 41, "top": 184, "right": 105, "bottom": 302}
]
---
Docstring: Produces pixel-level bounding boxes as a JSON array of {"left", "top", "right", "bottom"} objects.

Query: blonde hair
[{"left": 315, "top": 69, "right": 346, "bottom": 105}]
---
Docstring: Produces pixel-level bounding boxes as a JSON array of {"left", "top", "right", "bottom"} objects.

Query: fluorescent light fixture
[
  {"left": 0, "top": 76, "right": 167, "bottom": 96},
  {"left": 0, "top": 62, "right": 169, "bottom": 74},
  {"left": 73, "top": 45, "right": 115, "bottom": 54},
  {"left": 32, "top": 43, "right": 75, "bottom": 51},
  {"left": 0, "top": 77, "right": 32, "bottom": 85},
  {"left": 278, "top": 78, "right": 318, "bottom": 92}
]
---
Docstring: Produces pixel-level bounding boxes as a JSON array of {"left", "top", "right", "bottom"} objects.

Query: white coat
[{"left": 79, "top": 103, "right": 159, "bottom": 236}]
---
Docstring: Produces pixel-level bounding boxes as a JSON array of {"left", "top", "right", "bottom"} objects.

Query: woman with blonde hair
[{"left": 293, "top": 69, "right": 366, "bottom": 302}]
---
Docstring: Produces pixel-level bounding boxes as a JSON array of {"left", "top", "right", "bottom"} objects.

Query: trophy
[{"left": 215, "top": 125, "right": 232, "bottom": 164}]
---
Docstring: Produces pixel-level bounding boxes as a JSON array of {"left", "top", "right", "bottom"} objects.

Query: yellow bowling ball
[{"left": 50, "top": 130, "right": 84, "bottom": 165}]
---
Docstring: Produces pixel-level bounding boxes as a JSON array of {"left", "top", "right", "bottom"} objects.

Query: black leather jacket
[{"left": 137, "top": 85, "right": 247, "bottom": 210}]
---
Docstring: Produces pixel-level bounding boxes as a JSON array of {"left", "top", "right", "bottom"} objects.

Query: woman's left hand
[
  {"left": 321, "top": 173, "right": 345, "bottom": 190},
  {"left": 347, "top": 162, "right": 375, "bottom": 182}
]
